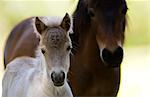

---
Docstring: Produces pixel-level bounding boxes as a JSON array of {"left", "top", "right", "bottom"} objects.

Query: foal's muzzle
[
  {"left": 101, "top": 46, "right": 123, "bottom": 68},
  {"left": 51, "top": 71, "right": 65, "bottom": 87}
]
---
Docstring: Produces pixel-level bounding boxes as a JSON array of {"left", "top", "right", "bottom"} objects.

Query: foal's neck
[
  {"left": 34, "top": 49, "right": 54, "bottom": 96},
  {"left": 34, "top": 49, "right": 46, "bottom": 71}
]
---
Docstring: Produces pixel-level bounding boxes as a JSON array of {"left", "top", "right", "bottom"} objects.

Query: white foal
[{"left": 2, "top": 13, "right": 73, "bottom": 97}]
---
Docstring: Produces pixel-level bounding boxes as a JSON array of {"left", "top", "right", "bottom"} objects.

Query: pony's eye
[
  {"left": 88, "top": 8, "right": 95, "bottom": 17},
  {"left": 41, "top": 49, "right": 46, "bottom": 54},
  {"left": 66, "top": 46, "right": 72, "bottom": 51}
]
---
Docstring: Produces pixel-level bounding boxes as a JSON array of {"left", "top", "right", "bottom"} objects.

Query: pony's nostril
[
  {"left": 102, "top": 48, "right": 113, "bottom": 65},
  {"left": 114, "top": 46, "right": 123, "bottom": 65},
  {"left": 101, "top": 47, "right": 124, "bottom": 68},
  {"left": 51, "top": 71, "right": 65, "bottom": 87},
  {"left": 114, "top": 47, "right": 123, "bottom": 58},
  {"left": 115, "top": 47, "right": 123, "bottom": 54}
]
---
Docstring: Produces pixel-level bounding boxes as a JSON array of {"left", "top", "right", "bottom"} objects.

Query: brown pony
[
  {"left": 4, "top": 0, "right": 128, "bottom": 96},
  {"left": 69, "top": 0, "right": 128, "bottom": 96}
]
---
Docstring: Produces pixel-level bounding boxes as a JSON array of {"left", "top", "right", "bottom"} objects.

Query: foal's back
[{"left": 4, "top": 17, "right": 39, "bottom": 67}]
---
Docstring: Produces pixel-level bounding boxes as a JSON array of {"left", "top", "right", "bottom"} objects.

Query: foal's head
[
  {"left": 85, "top": 0, "right": 128, "bottom": 67},
  {"left": 35, "top": 13, "right": 72, "bottom": 87}
]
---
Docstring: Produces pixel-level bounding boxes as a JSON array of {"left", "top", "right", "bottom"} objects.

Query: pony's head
[
  {"left": 84, "top": 0, "right": 128, "bottom": 67},
  {"left": 35, "top": 13, "right": 72, "bottom": 87}
]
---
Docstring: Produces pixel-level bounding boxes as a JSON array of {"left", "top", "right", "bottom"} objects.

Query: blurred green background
[{"left": 0, "top": 0, "right": 150, "bottom": 97}]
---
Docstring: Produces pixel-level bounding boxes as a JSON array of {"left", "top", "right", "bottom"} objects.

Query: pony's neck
[
  {"left": 73, "top": 29, "right": 100, "bottom": 67},
  {"left": 72, "top": 16, "right": 105, "bottom": 70}
]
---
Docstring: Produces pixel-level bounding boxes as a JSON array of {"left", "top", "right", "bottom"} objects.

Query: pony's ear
[
  {"left": 35, "top": 17, "right": 47, "bottom": 34},
  {"left": 60, "top": 13, "right": 71, "bottom": 32}
]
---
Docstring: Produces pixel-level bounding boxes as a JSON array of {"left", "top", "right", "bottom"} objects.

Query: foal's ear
[
  {"left": 35, "top": 17, "right": 47, "bottom": 34},
  {"left": 61, "top": 13, "right": 71, "bottom": 32}
]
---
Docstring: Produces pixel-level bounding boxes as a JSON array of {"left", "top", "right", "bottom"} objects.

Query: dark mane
[
  {"left": 73, "top": 0, "right": 91, "bottom": 30},
  {"left": 70, "top": 0, "right": 91, "bottom": 54},
  {"left": 89, "top": 0, "right": 127, "bottom": 8}
]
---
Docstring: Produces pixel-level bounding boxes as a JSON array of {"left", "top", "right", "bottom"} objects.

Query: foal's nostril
[
  {"left": 51, "top": 71, "right": 65, "bottom": 87},
  {"left": 59, "top": 71, "right": 65, "bottom": 81},
  {"left": 101, "top": 46, "right": 123, "bottom": 68}
]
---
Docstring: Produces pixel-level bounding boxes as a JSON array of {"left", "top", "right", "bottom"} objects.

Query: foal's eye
[
  {"left": 88, "top": 8, "right": 95, "bottom": 17},
  {"left": 41, "top": 49, "right": 46, "bottom": 54},
  {"left": 66, "top": 46, "right": 72, "bottom": 51}
]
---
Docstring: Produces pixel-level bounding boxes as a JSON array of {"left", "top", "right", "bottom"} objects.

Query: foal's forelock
[{"left": 43, "top": 28, "right": 68, "bottom": 49}]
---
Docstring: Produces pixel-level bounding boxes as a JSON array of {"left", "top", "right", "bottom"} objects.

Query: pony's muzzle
[
  {"left": 101, "top": 46, "right": 123, "bottom": 68},
  {"left": 51, "top": 71, "right": 65, "bottom": 87}
]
